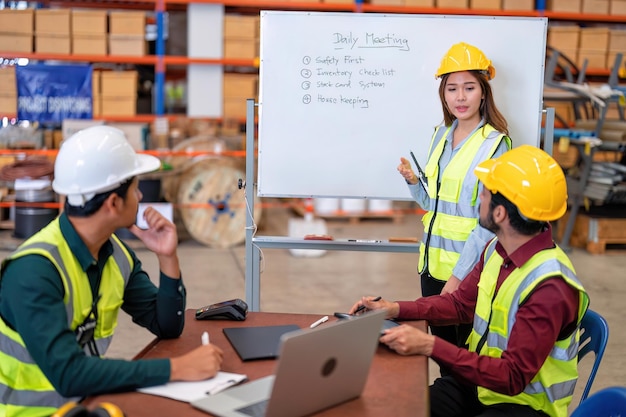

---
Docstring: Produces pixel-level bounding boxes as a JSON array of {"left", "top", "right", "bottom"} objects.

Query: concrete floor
[{"left": 2, "top": 206, "right": 623, "bottom": 414}]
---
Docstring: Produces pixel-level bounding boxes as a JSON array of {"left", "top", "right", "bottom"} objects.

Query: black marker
[
  {"left": 354, "top": 296, "right": 382, "bottom": 315},
  {"left": 409, "top": 151, "right": 430, "bottom": 194}
]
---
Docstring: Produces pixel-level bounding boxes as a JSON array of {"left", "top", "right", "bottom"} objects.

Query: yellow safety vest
[
  {"left": 418, "top": 124, "right": 510, "bottom": 280},
  {"left": 467, "top": 240, "right": 589, "bottom": 417},
  {"left": 0, "top": 218, "right": 133, "bottom": 417}
]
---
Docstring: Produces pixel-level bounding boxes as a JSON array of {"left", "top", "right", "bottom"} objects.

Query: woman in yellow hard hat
[{"left": 396, "top": 42, "right": 512, "bottom": 373}]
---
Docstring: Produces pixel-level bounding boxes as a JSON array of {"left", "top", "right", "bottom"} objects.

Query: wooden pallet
[{"left": 557, "top": 211, "right": 626, "bottom": 254}]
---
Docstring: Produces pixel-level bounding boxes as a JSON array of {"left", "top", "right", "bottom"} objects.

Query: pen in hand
[
  {"left": 202, "top": 331, "right": 210, "bottom": 346},
  {"left": 354, "top": 296, "right": 382, "bottom": 315}
]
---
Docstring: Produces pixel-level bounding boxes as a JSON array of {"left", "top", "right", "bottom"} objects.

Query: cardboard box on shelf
[
  {"left": 556, "top": 47, "right": 579, "bottom": 64},
  {"left": 223, "top": 73, "right": 258, "bottom": 98},
  {"left": 107, "top": 122, "right": 148, "bottom": 150},
  {"left": 109, "top": 11, "right": 145, "bottom": 35},
  {"left": 0, "top": 67, "right": 17, "bottom": 92},
  {"left": 548, "top": 26, "right": 581, "bottom": 50},
  {"left": 101, "top": 96, "right": 136, "bottom": 116},
  {"left": 223, "top": 97, "right": 247, "bottom": 119},
  {"left": 582, "top": 0, "right": 610, "bottom": 13},
  {"left": 108, "top": 34, "right": 147, "bottom": 56},
  {"left": 405, "top": 0, "right": 435, "bottom": 6},
  {"left": 0, "top": 34, "right": 33, "bottom": 53},
  {"left": 71, "top": 9, "right": 108, "bottom": 35},
  {"left": 502, "top": 0, "right": 534, "bottom": 10},
  {"left": 436, "top": 0, "right": 468, "bottom": 7},
  {"left": 547, "top": 0, "right": 582, "bottom": 12},
  {"left": 610, "top": 0, "right": 626, "bottom": 14},
  {"left": 607, "top": 51, "right": 625, "bottom": 69},
  {"left": 92, "top": 70, "right": 102, "bottom": 96},
  {"left": 0, "top": 9, "right": 34, "bottom": 34},
  {"left": 545, "top": 100, "right": 576, "bottom": 126},
  {"left": 224, "top": 38, "right": 259, "bottom": 60},
  {"left": 579, "top": 27, "right": 610, "bottom": 51},
  {"left": 369, "top": 0, "right": 405, "bottom": 5},
  {"left": 92, "top": 96, "right": 101, "bottom": 117},
  {"left": 0, "top": 94, "right": 17, "bottom": 115},
  {"left": 61, "top": 119, "right": 105, "bottom": 141},
  {"left": 224, "top": 15, "right": 259, "bottom": 39},
  {"left": 35, "top": 9, "right": 71, "bottom": 36},
  {"left": 578, "top": 48, "right": 608, "bottom": 69},
  {"left": 609, "top": 29, "right": 626, "bottom": 50},
  {"left": 101, "top": 71, "right": 138, "bottom": 97},
  {"left": 73, "top": 34, "right": 107, "bottom": 55},
  {"left": 470, "top": 0, "right": 501, "bottom": 9},
  {"left": 35, "top": 34, "right": 71, "bottom": 54}
]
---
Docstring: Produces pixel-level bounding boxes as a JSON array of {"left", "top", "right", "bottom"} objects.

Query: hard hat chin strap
[{"left": 67, "top": 192, "right": 96, "bottom": 207}]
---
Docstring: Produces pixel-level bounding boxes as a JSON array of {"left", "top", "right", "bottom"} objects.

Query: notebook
[
  {"left": 223, "top": 325, "right": 300, "bottom": 361},
  {"left": 191, "top": 310, "right": 386, "bottom": 417}
]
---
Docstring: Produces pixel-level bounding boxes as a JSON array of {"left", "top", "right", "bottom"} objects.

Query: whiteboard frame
[{"left": 257, "top": 11, "right": 548, "bottom": 200}]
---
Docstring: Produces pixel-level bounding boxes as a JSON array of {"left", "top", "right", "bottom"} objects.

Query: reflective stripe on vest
[
  {"left": 0, "top": 219, "right": 133, "bottom": 415},
  {"left": 418, "top": 124, "right": 510, "bottom": 280},
  {"left": 468, "top": 240, "right": 589, "bottom": 417}
]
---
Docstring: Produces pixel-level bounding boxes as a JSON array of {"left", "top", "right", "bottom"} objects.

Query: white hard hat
[{"left": 52, "top": 125, "right": 161, "bottom": 206}]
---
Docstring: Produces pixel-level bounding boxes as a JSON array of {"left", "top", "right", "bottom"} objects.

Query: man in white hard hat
[{"left": 0, "top": 126, "right": 223, "bottom": 417}]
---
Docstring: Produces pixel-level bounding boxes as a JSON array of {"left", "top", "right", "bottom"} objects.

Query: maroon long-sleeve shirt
[{"left": 397, "top": 225, "right": 581, "bottom": 396}]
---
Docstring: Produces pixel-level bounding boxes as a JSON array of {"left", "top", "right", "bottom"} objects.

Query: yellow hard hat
[
  {"left": 474, "top": 145, "right": 568, "bottom": 222},
  {"left": 436, "top": 42, "right": 496, "bottom": 80}
]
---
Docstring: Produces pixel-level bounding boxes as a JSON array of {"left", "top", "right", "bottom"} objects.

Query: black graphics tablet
[{"left": 223, "top": 325, "right": 301, "bottom": 361}]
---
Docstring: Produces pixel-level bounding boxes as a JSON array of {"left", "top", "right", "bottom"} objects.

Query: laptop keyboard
[{"left": 236, "top": 399, "right": 269, "bottom": 417}]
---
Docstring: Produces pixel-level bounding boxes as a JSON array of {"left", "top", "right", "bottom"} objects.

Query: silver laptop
[{"left": 191, "top": 310, "right": 385, "bottom": 417}]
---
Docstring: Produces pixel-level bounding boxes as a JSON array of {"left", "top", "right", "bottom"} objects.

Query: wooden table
[{"left": 84, "top": 310, "right": 429, "bottom": 417}]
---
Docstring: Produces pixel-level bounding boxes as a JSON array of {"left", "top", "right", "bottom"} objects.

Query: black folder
[{"left": 223, "top": 324, "right": 300, "bottom": 361}]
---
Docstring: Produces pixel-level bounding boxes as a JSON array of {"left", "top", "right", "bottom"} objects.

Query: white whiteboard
[{"left": 257, "top": 11, "right": 547, "bottom": 200}]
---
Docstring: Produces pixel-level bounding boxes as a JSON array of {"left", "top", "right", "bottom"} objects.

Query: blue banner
[{"left": 16, "top": 64, "right": 92, "bottom": 123}]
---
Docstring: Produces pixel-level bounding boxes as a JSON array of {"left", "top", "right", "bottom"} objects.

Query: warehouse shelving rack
[{"left": 1, "top": 0, "right": 622, "bottom": 122}]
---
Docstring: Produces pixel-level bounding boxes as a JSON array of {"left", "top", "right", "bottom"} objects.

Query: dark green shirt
[{"left": 0, "top": 212, "right": 186, "bottom": 398}]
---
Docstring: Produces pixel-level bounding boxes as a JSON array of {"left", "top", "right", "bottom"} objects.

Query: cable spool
[
  {"left": 162, "top": 135, "right": 260, "bottom": 247},
  {"left": 176, "top": 157, "right": 261, "bottom": 248}
]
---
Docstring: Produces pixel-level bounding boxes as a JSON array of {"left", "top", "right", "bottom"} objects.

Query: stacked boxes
[
  {"left": 369, "top": 0, "right": 405, "bottom": 5},
  {"left": 223, "top": 73, "right": 258, "bottom": 120},
  {"left": 611, "top": 0, "right": 626, "bottom": 14},
  {"left": 72, "top": 9, "right": 107, "bottom": 55},
  {"left": 405, "top": 0, "right": 436, "bottom": 5},
  {"left": 608, "top": 29, "right": 626, "bottom": 68},
  {"left": 0, "top": 9, "right": 34, "bottom": 53},
  {"left": 109, "top": 11, "right": 146, "bottom": 56},
  {"left": 469, "top": 0, "right": 501, "bottom": 9},
  {"left": 436, "top": 0, "right": 469, "bottom": 7},
  {"left": 100, "top": 70, "right": 138, "bottom": 116},
  {"left": 0, "top": 67, "right": 17, "bottom": 115},
  {"left": 502, "top": 0, "right": 534, "bottom": 10},
  {"left": 578, "top": 27, "right": 610, "bottom": 69},
  {"left": 547, "top": 0, "right": 583, "bottom": 12},
  {"left": 223, "top": 14, "right": 259, "bottom": 60},
  {"left": 582, "top": 0, "right": 610, "bottom": 13},
  {"left": 35, "top": 9, "right": 71, "bottom": 54},
  {"left": 92, "top": 69, "right": 102, "bottom": 117},
  {"left": 548, "top": 25, "right": 580, "bottom": 64}
]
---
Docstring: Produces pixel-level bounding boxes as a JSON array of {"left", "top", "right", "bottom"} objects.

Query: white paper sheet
[{"left": 137, "top": 371, "right": 248, "bottom": 402}]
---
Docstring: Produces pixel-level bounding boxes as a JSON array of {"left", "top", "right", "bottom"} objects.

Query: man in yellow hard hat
[
  {"left": 354, "top": 145, "right": 589, "bottom": 417},
  {"left": 0, "top": 126, "right": 223, "bottom": 417}
]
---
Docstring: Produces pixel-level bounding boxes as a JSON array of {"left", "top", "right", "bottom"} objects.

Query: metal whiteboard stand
[{"left": 243, "top": 99, "right": 420, "bottom": 312}]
